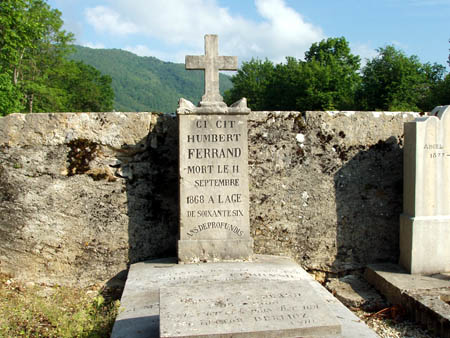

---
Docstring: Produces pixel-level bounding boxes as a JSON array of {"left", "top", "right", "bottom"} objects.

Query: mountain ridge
[{"left": 69, "top": 45, "right": 233, "bottom": 113}]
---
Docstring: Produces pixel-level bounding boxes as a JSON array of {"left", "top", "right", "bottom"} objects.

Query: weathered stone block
[{"left": 0, "top": 110, "right": 419, "bottom": 286}]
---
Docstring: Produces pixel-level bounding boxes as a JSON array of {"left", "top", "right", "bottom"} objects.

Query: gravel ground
[{"left": 351, "top": 308, "right": 436, "bottom": 338}]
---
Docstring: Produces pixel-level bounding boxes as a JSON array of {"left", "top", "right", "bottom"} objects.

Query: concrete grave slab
[
  {"left": 111, "top": 255, "right": 378, "bottom": 338},
  {"left": 366, "top": 263, "right": 450, "bottom": 337},
  {"left": 160, "top": 280, "right": 341, "bottom": 338}
]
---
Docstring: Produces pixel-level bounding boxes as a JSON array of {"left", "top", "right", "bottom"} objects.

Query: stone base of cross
[{"left": 186, "top": 35, "right": 237, "bottom": 108}]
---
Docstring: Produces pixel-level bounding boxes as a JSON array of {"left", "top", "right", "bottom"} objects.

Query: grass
[{"left": 0, "top": 273, "right": 120, "bottom": 338}]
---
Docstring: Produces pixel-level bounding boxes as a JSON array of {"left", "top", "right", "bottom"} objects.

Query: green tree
[
  {"left": 60, "top": 61, "right": 114, "bottom": 112},
  {"left": 225, "top": 37, "right": 361, "bottom": 111},
  {"left": 17, "top": 0, "right": 74, "bottom": 113},
  {"left": 224, "top": 58, "right": 274, "bottom": 110},
  {"left": 416, "top": 62, "right": 447, "bottom": 111},
  {"left": 0, "top": 0, "right": 114, "bottom": 115},
  {"left": 358, "top": 45, "right": 444, "bottom": 111},
  {"left": 0, "top": 69, "right": 23, "bottom": 114},
  {"left": 0, "top": 0, "right": 40, "bottom": 82},
  {"left": 300, "top": 37, "right": 361, "bottom": 110},
  {"left": 264, "top": 57, "right": 306, "bottom": 110},
  {"left": 0, "top": 0, "right": 74, "bottom": 114}
]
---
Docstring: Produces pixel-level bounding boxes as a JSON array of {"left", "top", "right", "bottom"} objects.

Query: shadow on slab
[{"left": 111, "top": 315, "right": 159, "bottom": 338}]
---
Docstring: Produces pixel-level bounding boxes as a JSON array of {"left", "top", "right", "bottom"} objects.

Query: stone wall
[{"left": 0, "top": 111, "right": 419, "bottom": 286}]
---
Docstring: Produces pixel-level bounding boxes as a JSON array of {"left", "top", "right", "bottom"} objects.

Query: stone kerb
[{"left": 400, "top": 105, "right": 450, "bottom": 274}]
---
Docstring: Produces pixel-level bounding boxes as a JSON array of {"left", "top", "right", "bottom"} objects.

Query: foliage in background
[
  {"left": 0, "top": 0, "right": 114, "bottom": 116},
  {"left": 225, "top": 37, "right": 362, "bottom": 111},
  {"left": 358, "top": 46, "right": 446, "bottom": 111},
  {"left": 224, "top": 58, "right": 274, "bottom": 110},
  {"left": 0, "top": 0, "right": 447, "bottom": 115},
  {"left": 299, "top": 37, "right": 361, "bottom": 110},
  {"left": 70, "top": 46, "right": 233, "bottom": 113},
  {"left": 0, "top": 273, "right": 119, "bottom": 338},
  {"left": 225, "top": 38, "right": 449, "bottom": 112}
]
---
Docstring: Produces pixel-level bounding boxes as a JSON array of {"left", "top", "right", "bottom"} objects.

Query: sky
[{"left": 47, "top": 0, "right": 449, "bottom": 69}]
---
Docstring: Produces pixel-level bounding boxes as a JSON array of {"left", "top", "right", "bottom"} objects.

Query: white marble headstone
[{"left": 400, "top": 105, "right": 450, "bottom": 274}]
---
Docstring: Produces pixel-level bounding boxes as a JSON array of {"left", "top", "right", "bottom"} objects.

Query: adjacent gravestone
[
  {"left": 177, "top": 34, "right": 253, "bottom": 263},
  {"left": 400, "top": 105, "right": 450, "bottom": 274}
]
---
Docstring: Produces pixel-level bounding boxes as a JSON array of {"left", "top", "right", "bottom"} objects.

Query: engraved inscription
[
  {"left": 423, "top": 143, "right": 448, "bottom": 159},
  {"left": 160, "top": 280, "right": 342, "bottom": 337},
  {"left": 187, "top": 222, "right": 244, "bottom": 237},
  {"left": 165, "top": 289, "right": 321, "bottom": 326},
  {"left": 180, "top": 115, "right": 248, "bottom": 238}
]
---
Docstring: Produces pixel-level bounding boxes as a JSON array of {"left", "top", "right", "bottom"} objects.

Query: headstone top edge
[
  {"left": 415, "top": 105, "right": 450, "bottom": 123},
  {"left": 430, "top": 104, "right": 450, "bottom": 118},
  {"left": 177, "top": 97, "right": 250, "bottom": 115}
]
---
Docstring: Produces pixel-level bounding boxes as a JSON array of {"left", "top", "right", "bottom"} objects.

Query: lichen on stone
[{"left": 67, "top": 138, "right": 98, "bottom": 176}]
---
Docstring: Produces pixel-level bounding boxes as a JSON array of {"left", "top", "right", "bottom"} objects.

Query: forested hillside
[
  {"left": 70, "top": 46, "right": 233, "bottom": 113},
  {"left": 0, "top": 0, "right": 114, "bottom": 115}
]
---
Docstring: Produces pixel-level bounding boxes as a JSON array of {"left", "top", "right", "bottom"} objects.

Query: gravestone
[
  {"left": 111, "top": 34, "right": 379, "bottom": 338},
  {"left": 177, "top": 34, "right": 253, "bottom": 263},
  {"left": 400, "top": 105, "right": 450, "bottom": 274}
]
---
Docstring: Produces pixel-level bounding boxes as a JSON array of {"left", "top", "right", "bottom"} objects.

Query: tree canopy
[
  {"left": 225, "top": 37, "right": 362, "bottom": 111},
  {"left": 1, "top": 1, "right": 447, "bottom": 115},
  {"left": 225, "top": 38, "right": 448, "bottom": 112},
  {"left": 0, "top": 0, "right": 114, "bottom": 116},
  {"left": 357, "top": 46, "right": 446, "bottom": 111}
]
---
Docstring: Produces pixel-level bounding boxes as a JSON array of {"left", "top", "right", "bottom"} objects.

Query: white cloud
[
  {"left": 83, "top": 42, "right": 106, "bottom": 49},
  {"left": 84, "top": 0, "right": 324, "bottom": 63},
  {"left": 351, "top": 43, "right": 378, "bottom": 66},
  {"left": 85, "top": 6, "right": 138, "bottom": 36},
  {"left": 124, "top": 45, "right": 153, "bottom": 57},
  {"left": 391, "top": 40, "right": 409, "bottom": 50}
]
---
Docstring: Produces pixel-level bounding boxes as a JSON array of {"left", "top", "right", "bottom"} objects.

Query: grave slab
[
  {"left": 160, "top": 280, "right": 341, "bottom": 338},
  {"left": 111, "top": 255, "right": 378, "bottom": 338},
  {"left": 366, "top": 263, "right": 450, "bottom": 337}
]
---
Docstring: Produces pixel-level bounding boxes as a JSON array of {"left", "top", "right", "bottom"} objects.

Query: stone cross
[{"left": 186, "top": 34, "right": 238, "bottom": 107}]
